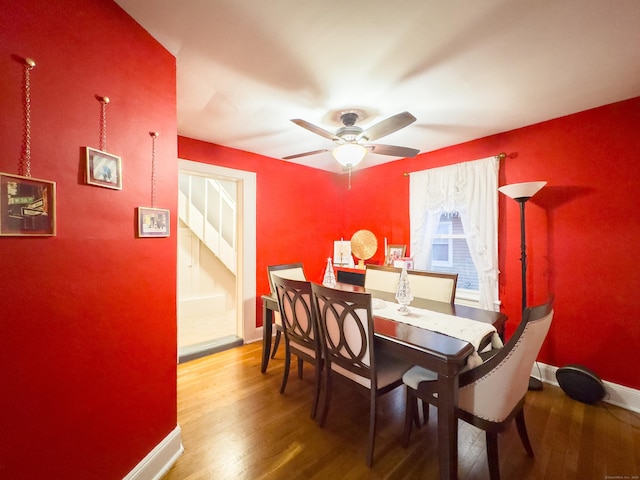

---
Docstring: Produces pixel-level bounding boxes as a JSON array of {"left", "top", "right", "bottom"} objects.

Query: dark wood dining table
[{"left": 260, "top": 284, "right": 507, "bottom": 480}]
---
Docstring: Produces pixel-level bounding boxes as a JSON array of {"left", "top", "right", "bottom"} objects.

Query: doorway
[{"left": 177, "top": 160, "right": 257, "bottom": 362}]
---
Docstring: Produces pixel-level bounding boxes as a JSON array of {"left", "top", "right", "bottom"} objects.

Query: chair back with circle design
[{"left": 311, "top": 283, "right": 376, "bottom": 389}]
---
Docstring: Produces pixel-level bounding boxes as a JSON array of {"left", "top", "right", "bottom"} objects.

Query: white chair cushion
[
  {"left": 364, "top": 268, "right": 400, "bottom": 293},
  {"left": 406, "top": 273, "right": 455, "bottom": 303},
  {"left": 402, "top": 365, "right": 438, "bottom": 390}
]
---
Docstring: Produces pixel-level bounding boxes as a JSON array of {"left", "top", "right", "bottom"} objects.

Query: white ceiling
[{"left": 115, "top": 0, "right": 640, "bottom": 173}]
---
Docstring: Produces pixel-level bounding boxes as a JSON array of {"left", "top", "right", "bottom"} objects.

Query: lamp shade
[
  {"left": 498, "top": 181, "right": 547, "bottom": 201},
  {"left": 332, "top": 143, "right": 367, "bottom": 167}
]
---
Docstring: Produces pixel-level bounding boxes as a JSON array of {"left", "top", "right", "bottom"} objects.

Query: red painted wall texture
[
  {"left": 2, "top": 0, "right": 639, "bottom": 478},
  {"left": 1, "top": 1, "right": 178, "bottom": 478}
]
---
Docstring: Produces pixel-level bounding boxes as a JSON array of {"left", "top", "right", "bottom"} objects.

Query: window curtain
[{"left": 409, "top": 156, "right": 500, "bottom": 311}]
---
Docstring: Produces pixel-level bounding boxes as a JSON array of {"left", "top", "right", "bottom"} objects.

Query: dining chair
[
  {"left": 406, "top": 269, "right": 458, "bottom": 303},
  {"left": 272, "top": 275, "right": 322, "bottom": 418},
  {"left": 402, "top": 297, "right": 555, "bottom": 480},
  {"left": 311, "top": 283, "right": 413, "bottom": 467},
  {"left": 266, "top": 263, "right": 306, "bottom": 359},
  {"left": 363, "top": 264, "right": 401, "bottom": 293}
]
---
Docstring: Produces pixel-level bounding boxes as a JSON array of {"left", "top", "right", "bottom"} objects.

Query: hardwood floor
[
  {"left": 163, "top": 342, "right": 640, "bottom": 480},
  {"left": 178, "top": 308, "right": 236, "bottom": 348}
]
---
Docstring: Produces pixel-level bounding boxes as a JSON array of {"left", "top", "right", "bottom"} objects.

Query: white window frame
[{"left": 431, "top": 220, "right": 453, "bottom": 268}]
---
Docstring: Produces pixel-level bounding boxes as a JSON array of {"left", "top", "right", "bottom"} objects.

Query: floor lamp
[{"left": 499, "top": 181, "right": 547, "bottom": 391}]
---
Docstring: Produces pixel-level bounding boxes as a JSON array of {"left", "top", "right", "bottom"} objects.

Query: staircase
[{"left": 178, "top": 174, "right": 237, "bottom": 274}]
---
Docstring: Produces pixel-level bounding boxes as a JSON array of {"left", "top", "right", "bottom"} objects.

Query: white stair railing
[{"left": 178, "top": 174, "right": 236, "bottom": 274}]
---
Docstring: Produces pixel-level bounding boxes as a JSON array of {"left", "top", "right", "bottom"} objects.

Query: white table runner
[{"left": 372, "top": 298, "right": 503, "bottom": 369}]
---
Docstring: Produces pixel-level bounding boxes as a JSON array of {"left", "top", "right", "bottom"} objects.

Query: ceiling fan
[{"left": 283, "top": 111, "right": 420, "bottom": 168}]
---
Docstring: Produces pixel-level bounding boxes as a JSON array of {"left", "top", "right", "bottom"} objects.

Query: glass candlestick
[
  {"left": 395, "top": 264, "right": 413, "bottom": 314},
  {"left": 323, "top": 257, "right": 336, "bottom": 288}
]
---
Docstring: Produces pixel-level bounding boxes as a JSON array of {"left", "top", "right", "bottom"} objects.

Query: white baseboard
[
  {"left": 532, "top": 362, "right": 640, "bottom": 413},
  {"left": 124, "top": 425, "right": 183, "bottom": 480}
]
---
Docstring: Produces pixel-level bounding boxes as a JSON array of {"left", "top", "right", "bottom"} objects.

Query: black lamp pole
[
  {"left": 516, "top": 196, "right": 543, "bottom": 391},
  {"left": 499, "top": 181, "right": 546, "bottom": 391},
  {"left": 517, "top": 198, "right": 528, "bottom": 315}
]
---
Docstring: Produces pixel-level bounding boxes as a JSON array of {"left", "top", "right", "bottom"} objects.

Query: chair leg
[
  {"left": 420, "top": 398, "right": 430, "bottom": 426},
  {"left": 310, "top": 359, "right": 322, "bottom": 419},
  {"left": 271, "top": 330, "right": 282, "bottom": 359},
  {"left": 402, "top": 387, "right": 418, "bottom": 448},
  {"left": 318, "top": 368, "right": 332, "bottom": 427},
  {"left": 485, "top": 431, "right": 501, "bottom": 480},
  {"left": 280, "top": 345, "right": 290, "bottom": 394},
  {"left": 366, "top": 392, "right": 377, "bottom": 467},
  {"left": 297, "top": 357, "right": 304, "bottom": 379},
  {"left": 515, "top": 408, "right": 534, "bottom": 457}
]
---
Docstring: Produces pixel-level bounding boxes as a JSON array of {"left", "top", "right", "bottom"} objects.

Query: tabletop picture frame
[
  {"left": 137, "top": 206, "right": 170, "bottom": 238},
  {"left": 86, "top": 147, "right": 122, "bottom": 190},
  {"left": 0, "top": 172, "right": 56, "bottom": 236},
  {"left": 385, "top": 244, "right": 406, "bottom": 266}
]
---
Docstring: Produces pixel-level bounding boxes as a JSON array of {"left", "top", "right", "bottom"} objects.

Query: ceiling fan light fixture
[{"left": 332, "top": 143, "right": 367, "bottom": 167}]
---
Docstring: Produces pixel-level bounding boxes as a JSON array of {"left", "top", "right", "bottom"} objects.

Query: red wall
[
  {"left": 182, "top": 97, "right": 640, "bottom": 392},
  {"left": 0, "top": 1, "right": 178, "bottom": 478},
  {"left": 346, "top": 97, "right": 640, "bottom": 390}
]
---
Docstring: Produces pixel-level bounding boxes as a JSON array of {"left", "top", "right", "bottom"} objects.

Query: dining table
[{"left": 260, "top": 283, "right": 507, "bottom": 480}]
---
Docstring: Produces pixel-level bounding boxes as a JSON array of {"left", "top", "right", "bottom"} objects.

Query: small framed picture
[
  {"left": 86, "top": 147, "right": 122, "bottom": 190},
  {"left": 393, "top": 257, "right": 415, "bottom": 270},
  {"left": 385, "top": 244, "right": 406, "bottom": 266},
  {"left": 137, "top": 207, "right": 170, "bottom": 238},
  {"left": 0, "top": 172, "right": 56, "bottom": 236}
]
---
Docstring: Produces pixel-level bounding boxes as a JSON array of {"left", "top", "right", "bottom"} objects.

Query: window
[
  {"left": 431, "top": 220, "right": 453, "bottom": 267},
  {"left": 409, "top": 156, "right": 499, "bottom": 310},
  {"left": 428, "top": 212, "right": 479, "bottom": 295}
]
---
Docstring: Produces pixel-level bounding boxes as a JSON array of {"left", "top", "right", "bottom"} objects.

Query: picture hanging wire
[
  {"left": 18, "top": 56, "right": 36, "bottom": 178},
  {"left": 402, "top": 152, "right": 507, "bottom": 177},
  {"left": 150, "top": 131, "right": 159, "bottom": 207},
  {"left": 96, "top": 95, "right": 110, "bottom": 151}
]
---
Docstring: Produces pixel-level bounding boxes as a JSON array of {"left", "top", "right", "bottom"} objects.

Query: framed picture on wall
[
  {"left": 385, "top": 244, "right": 406, "bottom": 266},
  {"left": 137, "top": 207, "right": 170, "bottom": 238},
  {"left": 86, "top": 147, "right": 122, "bottom": 190},
  {"left": 0, "top": 172, "right": 56, "bottom": 236}
]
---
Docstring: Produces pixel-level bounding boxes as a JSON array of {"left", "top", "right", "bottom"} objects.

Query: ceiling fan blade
[
  {"left": 291, "top": 119, "right": 339, "bottom": 141},
  {"left": 283, "top": 148, "right": 329, "bottom": 160},
  {"left": 368, "top": 144, "right": 420, "bottom": 158},
  {"left": 357, "top": 111, "right": 417, "bottom": 142}
]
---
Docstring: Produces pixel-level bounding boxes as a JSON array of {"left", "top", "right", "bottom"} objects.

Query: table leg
[
  {"left": 437, "top": 373, "right": 459, "bottom": 480},
  {"left": 261, "top": 302, "right": 273, "bottom": 374}
]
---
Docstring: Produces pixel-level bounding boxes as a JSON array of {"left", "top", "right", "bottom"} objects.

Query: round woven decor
[{"left": 350, "top": 229, "right": 378, "bottom": 261}]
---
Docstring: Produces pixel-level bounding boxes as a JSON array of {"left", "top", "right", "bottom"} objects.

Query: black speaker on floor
[{"left": 555, "top": 364, "right": 606, "bottom": 404}]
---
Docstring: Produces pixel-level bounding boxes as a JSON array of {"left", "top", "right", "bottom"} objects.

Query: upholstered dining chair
[
  {"left": 272, "top": 275, "right": 322, "bottom": 418},
  {"left": 364, "top": 265, "right": 458, "bottom": 304},
  {"left": 266, "top": 263, "right": 306, "bottom": 359},
  {"left": 311, "top": 283, "right": 413, "bottom": 467},
  {"left": 402, "top": 297, "right": 555, "bottom": 480},
  {"left": 363, "top": 264, "right": 401, "bottom": 293},
  {"left": 406, "top": 269, "right": 458, "bottom": 303}
]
